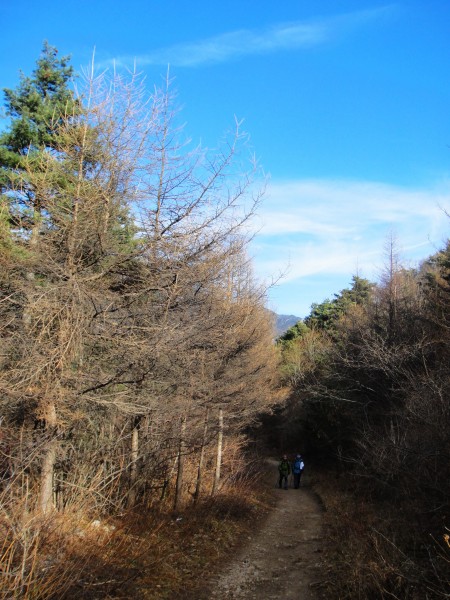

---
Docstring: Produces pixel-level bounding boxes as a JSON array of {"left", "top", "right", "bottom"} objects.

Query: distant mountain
[{"left": 274, "top": 313, "right": 302, "bottom": 337}]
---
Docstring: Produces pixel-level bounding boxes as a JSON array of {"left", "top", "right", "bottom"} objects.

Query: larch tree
[{"left": 1, "top": 49, "right": 278, "bottom": 517}]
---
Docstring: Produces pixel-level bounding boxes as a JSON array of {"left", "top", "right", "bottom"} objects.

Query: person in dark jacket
[
  {"left": 278, "top": 455, "right": 291, "bottom": 489},
  {"left": 292, "top": 454, "right": 305, "bottom": 488}
]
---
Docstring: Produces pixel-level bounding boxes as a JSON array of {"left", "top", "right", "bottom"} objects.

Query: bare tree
[{"left": 0, "top": 62, "right": 279, "bottom": 526}]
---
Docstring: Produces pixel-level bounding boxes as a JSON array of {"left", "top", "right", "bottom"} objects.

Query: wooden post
[
  {"left": 174, "top": 415, "right": 186, "bottom": 511},
  {"left": 212, "top": 408, "right": 223, "bottom": 496},
  {"left": 194, "top": 408, "right": 209, "bottom": 504},
  {"left": 127, "top": 415, "right": 141, "bottom": 508}
]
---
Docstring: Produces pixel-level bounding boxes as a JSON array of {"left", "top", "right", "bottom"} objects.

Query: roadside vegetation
[
  {"left": 0, "top": 43, "right": 280, "bottom": 598},
  {"left": 277, "top": 236, "right": 450, "bottom": 599}
]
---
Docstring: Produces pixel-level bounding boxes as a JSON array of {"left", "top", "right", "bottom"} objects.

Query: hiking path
[{"left": 207, "top": 458, "right": 325, "bottom": 600}]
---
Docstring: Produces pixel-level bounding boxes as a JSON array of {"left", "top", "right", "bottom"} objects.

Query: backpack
[
  {"left": 293, "top": 458, "right": 304, "bottom": 474},
  {"left": 279, "top": 460, "right": 290, "bottom": 475}
]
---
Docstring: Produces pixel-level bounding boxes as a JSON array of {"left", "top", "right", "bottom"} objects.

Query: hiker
[
  {"left": 278, "top": 454, "right": 291, "bottom": 489},
  {"left": 292, "top": 454, "right": 305, "bottom": 489}
]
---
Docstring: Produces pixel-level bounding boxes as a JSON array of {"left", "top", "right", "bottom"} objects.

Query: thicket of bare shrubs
[
  {"left": 279, "top": 237, "right": 450, "bottom": 599},
  {"left": 0, "top": 53, "right": 279, "bottom": 597}
]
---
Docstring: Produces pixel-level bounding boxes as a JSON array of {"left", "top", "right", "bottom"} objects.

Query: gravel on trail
[{"left": 208, "top": 459, "right": 325, "bottom": 600}]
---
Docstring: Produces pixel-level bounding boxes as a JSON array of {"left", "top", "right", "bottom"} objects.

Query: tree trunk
[
  {"left": 160, "top": 455, "right": 177, "bottom": 502},
  {"left": 127, "top": 415, "right": 141, "bottom": 508},
  {"left": 194, "top": 408, "right": 209, "bottom": 504},
  {"left": 212, "top": 408, "right": 223, "bottom": 496},
  {"left": 174, "top": 415, "right": 186, "bottom": 511},
  {"left": 39, "top": 402, "right": 57, "bottom": 514}
]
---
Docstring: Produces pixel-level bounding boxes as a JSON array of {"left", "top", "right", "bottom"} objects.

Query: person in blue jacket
[{"left": 292, "top": 454, "right": 305, "bottom": 489}]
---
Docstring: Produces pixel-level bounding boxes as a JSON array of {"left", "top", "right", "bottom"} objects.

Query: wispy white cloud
[
  {"left": 259, "top": 179, "right": 448, "bottom": 235},
  {"left": 252, "top": 178, "right": 450, "bottom": 286},
  {"left": 109, "top": 6, "right": 396, "bottom": 68}
]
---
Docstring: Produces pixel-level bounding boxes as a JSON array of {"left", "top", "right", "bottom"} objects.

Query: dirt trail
[{"left": 208, "top": 460, "right": 325, "bottom": 600}]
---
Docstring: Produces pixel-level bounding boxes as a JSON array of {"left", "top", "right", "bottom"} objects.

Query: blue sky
[{"left": 1, "top": 1, "right": 449, "bottom": 317}]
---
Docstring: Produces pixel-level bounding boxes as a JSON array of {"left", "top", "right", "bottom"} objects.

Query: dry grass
[
  {"left": 0, "top": 452, "right": 272, "bottom": 599},
  {"left": 102, "top": 463, "right": 272, "bottom": 600},
  {"left": 0, "top": 501, "right": 118, "bottom": 599},
  {"left": 310, "top": 470, "right": 450, "bottom": 600}
]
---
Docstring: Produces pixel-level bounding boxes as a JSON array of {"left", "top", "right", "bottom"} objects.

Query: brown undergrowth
[
  {"left": 66, "top": 475, "right": 273, "bottom": 599},
  {"left": 310, "top": 470, "right": 450, "bottom": 600},
  {"left": 0, "top": 456, "right": 274, "bottom": 599}
]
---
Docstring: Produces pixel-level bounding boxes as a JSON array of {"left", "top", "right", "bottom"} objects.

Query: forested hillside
[
  {"left": 0, "top": 44, "right": 280, "bottom": 597},
  {"left": 277, "top": 241, "right": 450, "bottom": 598}
]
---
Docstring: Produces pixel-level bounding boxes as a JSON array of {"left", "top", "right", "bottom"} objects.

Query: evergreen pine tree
[{"left": 0, "top": 42, "right": 77, "bottom": 234}]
